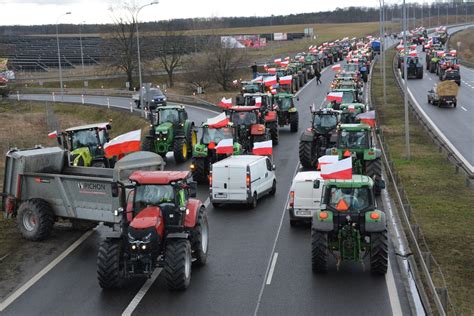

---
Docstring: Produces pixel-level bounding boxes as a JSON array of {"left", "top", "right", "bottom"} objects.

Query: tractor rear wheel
[
  {"left": 191, "top": 208, "right": 209, "bottom": 267},
  {"left": 370, "top": 230, "right": 388, "bottom": 275},
  {"left": 17, "top": 198, "right": 54, "bottom": 241},
  {"left": 366, "top": 158, "right": 382, "bottom": 196},
  {"left": 192, "top": 158, "right": 208, "bottom": 184},
  {"left": 164, "top": 239, "right": 192, "bottom": 291},
  {"left": 269, "top": 123, "right": 279, "bottom": 145},
  {"left": 299, "top": 140, "right": 313, "bottom": 169},
  {"left": 174, "top": 138, "right": 189, "bottom": 163},
  {"left": 311, "top": 228, "right": 328, "bottom": 273},
  {"left": 290, "top": 113, "right": 299, "bottom": 133},
  {"left": 97, "top": 238, "right": 125, "bottom": 289},
  {"left": 142, "top": 137, "right": 154, "bottom": 152}
]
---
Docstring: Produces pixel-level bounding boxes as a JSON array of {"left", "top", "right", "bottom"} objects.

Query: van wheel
[
  {"left": 250, "top": 193, "right": 258, "bottom": 209},
  {"left": 269, "top": 180, "right": 276, "bottom": 196}
]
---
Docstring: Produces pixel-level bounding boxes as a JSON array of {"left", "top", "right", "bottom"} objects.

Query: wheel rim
[
  {"left": 182, "top": 143, "right": 188, "bottom": 158},
  {"left": 23, "top": 209, "right": 37, "bottom": 232},
  {"left": 192, "top": 132, "right": 197, "bottom": 147},
  {"left": 201, "top": 218, "right": 209, "bottom": 254},
  {"left": 184, "top": 247, "right": 191, "bottom": 279}
]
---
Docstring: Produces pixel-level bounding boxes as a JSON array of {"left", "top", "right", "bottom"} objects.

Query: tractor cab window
[
  {"left": 276, "top": 98, "right": 292, "bottom": 110},
  {"left": 70, "top": 129, "right": 100, "bottom": 150},
  {"left": 134, "top": 185, "right": 175, "bottom": 211},
  {"left": 342, "top": 91, "right": 356, "bottom": 104},
  {"left": 328, "top": 187, "right": 371, "bottom": 212},
  {"left": 98, "top": 129, "right": 108, "bottom": 144},
  {"left": 313, "top": 114, "right": 338, "bottom": 130},
  {"left": 231, "top": 111, "right": 257, "bottom": 125},
  {"left": 158, "top": 109, "right": 180, "bottom": 125},
  {"left": 339, "top": 130, "right": 369, "bottom": 149},
  {"left": 202, "top": 127, "right": 233, "bottom": 144}
]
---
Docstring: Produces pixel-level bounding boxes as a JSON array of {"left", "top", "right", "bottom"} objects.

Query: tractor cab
[
  {"left": 312, "top": 109, "right": 339, "bottom": 135},
  {"left": 323, "top": 176, "right": 376, "bottom": 214},
  {"left": 331, "top": 88, "right": 360, "bottom": 104},
  {"left": 227, "top": 106, "right": 268, "bottom": 153},
  {"left": 61, "top": 122, "right": 113, "bottom": 167},
  {"left": 343, "top": 63, "right": 359, "bottom": 73},
  {"left": 273, "top": 93, "right": 295, "bottom": 112},
  {"left": 336, "top": 124, "right": 372, "bottom": 152},
  {"left": 235, "top": 93, "right": 272, "bottom": 109},
  {"left": 151, "top": 106, "right": 187, "bottom": 127},
  {"left": 240, "top": 80, "right": 264, "bottom": 94},
  {"left": 339, "top": 103, "right": 366, "bottom": 124},
  {"left": 273, "top": 92, "right": 299, "bottom": 132}
]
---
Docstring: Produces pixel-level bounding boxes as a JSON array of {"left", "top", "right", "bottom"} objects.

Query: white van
[
  {"left": 210, "top": 155, "right": 276, "bottom": 208},
  {"left": 288, "top": 171, "right": 323, "bottom": 226}
]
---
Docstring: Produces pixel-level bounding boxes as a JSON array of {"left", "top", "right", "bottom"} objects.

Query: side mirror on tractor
[{"left": 313, "top": 180, "right": 321, "bottom": 189}]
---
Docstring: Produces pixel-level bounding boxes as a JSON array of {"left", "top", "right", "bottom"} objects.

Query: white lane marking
[
  {"left": 427, "top": 76, "right": 432, "bottom": 81},
  {"left": 253, "top": 162, "right": 301, "bottom": 316},
  {"left": 0, "top": 230, "right": 94, "bottom": 312},
  {"left": 386, "top": 260, "right": 403, "bottom": 316},
  {"left": 265, "top": 253, "right": 279, "bottom": 285},
  {"left": 183, "top": 103, "right": 220, "bottom": 114},
  {"left": 204, "top": 197, "right": 210, "bottom": 208},
  {"left": 121, "top": 268, "right": 162, "bottom": 316},
  {"left": 461, "top": 106, "right": 468, "bottom": 112}
]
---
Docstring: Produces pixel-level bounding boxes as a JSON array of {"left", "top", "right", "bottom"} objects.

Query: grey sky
[{"left": 0, "top": 0, "right": 439, "bottom": 26}]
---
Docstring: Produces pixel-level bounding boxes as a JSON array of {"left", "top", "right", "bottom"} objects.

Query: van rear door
[{"left": 212, "top": 164, "right": 247, "bottom": 201}]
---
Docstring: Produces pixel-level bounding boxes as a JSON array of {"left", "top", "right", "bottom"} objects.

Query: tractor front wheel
[
  {"left": 290, "top": 113, "right": 299, "bottom": 133},
  {"left": 174, "top": 138, "right": 189, "bottom": 163},
  {"left": 370, "top": 230, "right": 388, "bottom": 275},
  {"left": 311, "top": 228, "right": 328, "bottom": 273},
  {"left": 164, "top": 239, "right": 192, "bottom": 291},
  {"left": 142, "top": 137, "right": 154, "bottom": 152},
  {"left": 97, "top": 238, "right": 125, "bottom": 289},
  {"left": 191, "top": 208, "right": 209, "bottom": 267},
  {"left": 299, "top": 140, "right": 314, "bottom": 169},
  {"left": 192, "top": 158, "right": 208, "bottom": 184},
  {"left": 17, "top": 198, "right": 54, "bottom": 241}
]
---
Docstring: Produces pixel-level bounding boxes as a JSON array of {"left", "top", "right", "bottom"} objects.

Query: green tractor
[
  {"left": 190, "top": 122, "right": 242, "bottom": 183},
  {"left": 311, "top": 175, "right": 387, "bottom": 274},
  {"left": 60, "top": 123, "right": 115, "bottom": 168},
  {"left": 327, "top": 124, "right": 382, "bottom": 195},
  {"left": 142, "top": 105, "right": 197, "bottom": 163},
  {"left": 428, "top": 50, "right": 443, "bottom": 73},
  {"left": 338, "top": 103, "right": 366, "bottom": 124},
  {"left": 272, "top": 92, "right": 299, "bottom": 132},
  {"left": 299, "top": 109, "right": 339, "bottom": 169},
  {"left": 240, "top": 80, "right": 264, "bottom": 94}
]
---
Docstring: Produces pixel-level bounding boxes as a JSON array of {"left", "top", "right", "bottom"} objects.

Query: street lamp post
[
  {"left": 136, "top": 1, "right": 158, "bottom": 109},
  {"left": 402, "top": 0, "right": 410, "bottom": 159},
  {"left": 79, "top": 20, "right": 86, "bottom": 90},
  {"left": 56, "top": 12, "right": 71, "bottom": 98}
]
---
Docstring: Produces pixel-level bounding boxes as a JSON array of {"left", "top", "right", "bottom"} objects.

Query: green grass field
[{"left": 449, "top": 28, "right": 474, "bottom": 65}]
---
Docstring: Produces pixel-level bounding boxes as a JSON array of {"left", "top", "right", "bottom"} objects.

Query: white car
[
  {"left": 288, "top": 171, "right": 323, "bottom": 226},
  {"left": 210, "top": 155, "right": 276, "bottom": 208}
]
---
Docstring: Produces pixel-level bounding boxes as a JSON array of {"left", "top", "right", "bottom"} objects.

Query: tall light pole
[
  {"left": 136, "top": 1, "right": 158, "bottom": 108},
  {"left": 379, "top": 0, "right": 386, "bottom": 107},
  {"left": 402, "top": 0, "right": 410, "bottom": 160},
  {"left": 56, "top": 11, "right": 71, "bottom": 97},
  {"left": 438, "top": 4, "right": 440, "bottom": 26},
  {"left": 79, "top": 20, "right": 85, "bottom": 90}
]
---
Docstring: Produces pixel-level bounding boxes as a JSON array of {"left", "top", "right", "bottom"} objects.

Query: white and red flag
[
  {"left": 104, "top": 129, "right": 141, "bottom": 158},
  {"left": 356, "top": 110, "right": 376, "bottom": 127},
  {"left": 326, "top": 92, "right": 344, "bottom": 103},
  {"left": 267, "top": 68, "right": 277, "bottom": 74},
  {"left": 321, "top": 157, "right": 352, "bottom": 180},
  {"left": 408, "top": 50, "right": 417, "bottom": 57},
  {"left": 253, "top": 75, "right": 263, "bottom": 82},
  {"left": 274, "top": 58, "right": 282, "bottom": 65},
  {"left": 255, "top": 97, "right": 262, "bottom": 107},
  {"left": 331, "top": 64, "right": 342, "bottom": 72},
  {"left": 219, "top": 97, "right": 232, "bottom": 109},
  {"left": 317, "top": 155, "right": 339, "bottom": 170},
  {"left": 284, "top": 56, "right": 290, "bottom": 61},
  {"left": 206, "top": 112, "right": 229, "bottom": 128},
  {"left": 280, "top": 60, "right": 289, "bottom": 67},
  {"left": 264, "top": 75, "right": 277, "bottom": 87},
  {"left": 215, "top": 138, "right": 234, "bottom": 154},
  {"left": 48, "top": 130, "right": 58, "bottom": 139},
  {"left": 409, "top": 44, "right": 417, "bottom": 50},
  {"left": 252, "top": 140, "right": 273, "bottom": 156},
  {"left": 279, "top": 75, "right": 292, "bottom": 85}
]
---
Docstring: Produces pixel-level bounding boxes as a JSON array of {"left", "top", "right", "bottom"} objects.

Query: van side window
[{"left": 266, "top": 158, "right": 272, "bottom": 171}]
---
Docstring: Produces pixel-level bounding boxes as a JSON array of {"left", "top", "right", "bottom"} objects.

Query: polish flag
[
  {"left": 216, "top": 138, "right": 234, "bottom": 154},
  {"left": 267, "top": 68, "right": 277, "bottom": 74},
  {"left": 280, "top": 61, "right": 289, "bottom": 67},
  {"left": 409, "top": 44, "right": 417, "bottom": 50},
  {"left": 232, "top": 79, "right": 239, "bottom": 85},
  {"left": 264, "top": 75, "right": 277, "bottom": 87},
  {"left": 437, "top": 51, "right": 445, "bottom": 57},
  {"left": 309, "top": 45, "right": 313, "bottom": 50},
  {"left": 326, "top": 92, "right": 344, "bottom": 103},
  {"left": 331, "top": 64, "right": 342, "bottom": 72},
  {"left": 252, "top": 140, "right": 272, "bottom": 156},
  {"left": 284, "top": 56, "right": 290, "bottom": 61},
  {"left": 253, "top": 75, "right": 263, "bottom": 82},
  {"left": 356, "top": 110, "right": 376, "bottom": 127},
  {"left": 317, "top": 155, "right": 339, "bottom": 170},
  {"left": 219, "top": 97, "right": 232, "bottom": 109},
  {"left": 396, "top": 45, "right": 404, "bottom": 51},
  {"left": 449, "top": 49, "right": 457, "bottom": 56},
  {"left": 299, "top": 56, "right": 305, "bottom": 62},
  {"left": 279, "top": 75, "right": 292, "bottom": 85},
  {"left": 409, "top": 50, "right": 417, "bottom": 57},
  {"left": 206, "top": 112, "right": 229, "bottom": 128},
  {"left": 104, "top": 129, "right": 141, "bottom": 158},
  {"left": 263, "top": 64, "right": 268, "bottom": 70},
  {"left": 48, "top": 130, "right": 58, "bottom": 139},
  {"left": 255, "top": 97, "right": 262, "bottom": 107},
  {"left": 270, "top": 88, "right": 277, "bottom": 95},
  {"left": 424, "top": 44, "right": 431, "bottom": 49},
  {"left": 274, "top": 58, "right": 282, "bottom": 65},
  {"left": 348, "top": 104, "right": 356, "bottom": 112},
  {"left": 321, "top": 157, "right": 352, "bottom": 180},
  {"left": 323, "top": 42, "right": 328, "bottom": 47}
]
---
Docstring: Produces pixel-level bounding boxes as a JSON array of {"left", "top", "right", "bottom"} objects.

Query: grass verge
[
  {"left": 449, "top": 28, "right": 474, "bottom": 65},
  {"left": 371, "top": 50, "right": 473, "bottom": 315}
]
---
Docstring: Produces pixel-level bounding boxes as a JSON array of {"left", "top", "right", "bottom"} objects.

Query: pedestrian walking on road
[{"left": 315, "top": 68, "right": 322, "bottom": 85}]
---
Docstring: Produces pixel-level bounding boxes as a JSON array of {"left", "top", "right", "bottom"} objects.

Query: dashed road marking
[
  {"left": 265, "top": 252, "right": 279, "bottom": 285},
  {"left": 461, "top": 106, "right": 468, "bottom": 112}
]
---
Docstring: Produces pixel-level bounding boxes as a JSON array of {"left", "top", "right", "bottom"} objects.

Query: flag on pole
[
  {"left": 331, "top": 64, "right": 342, "bottom": 72},
  {"left": 320, "top": 157, "right": 352, "bottom": 180},
  {"left": 408, "top": 50, "right": 417, "bottom": 57},
  {"left": 215, "top": 138, "right": 234, "bottom": 154},
  {"left": 356, "top": 110, "right": 376, "bottom": 127},
  {"left": 267, "top": 68, "right": 277, "bottom": 74},
  {"left": 284, "top": 56, "right": 290, "bottom": 61},
  {"left": 326, "top": 92, "right": 344, "bottom": 103},
  {"left": 274, "top": 58, "right": 282, "bottom": 65},
  {"left": 264, "top": 75, "right": 277, "bottom": 86},
  {"left": 219, "top": 97, "right": 232, "bottom": 109},
  {"left": 409, "top": 44, "right": 417, "bottom": 50},
  {"left": 255, "top": 97, "right": 262, "bottom": 107},
  {"left": 317, "top": 155, "right": 339, "bottom": 170},
  {"left": 206, "top": 112, "right": 229, "bottom": 128},
  {"left": 252, "top": 140, "right": 273, "bottom": 156},
  {"left": 104, "top": 129, "right": 141, "bottom": 158},
  {"left": 253, "top": 75, "right": 263, "bottom": 82},
  {"left": 279, "top": 75, "right": 292, "bottom": 85},
  {"left": 280, "top": 60, "right": 289, "bottom": 67},
  {"left": 48, "top": 130, "right": 58, "bottom": 139}
]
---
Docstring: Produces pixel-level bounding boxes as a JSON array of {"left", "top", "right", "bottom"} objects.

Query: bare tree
[
  {"left": 156, "top": 29, "right": 187, "bottom": 88},
  {"left": 182, "top": 53, "right": 212, "bottom": 92}
]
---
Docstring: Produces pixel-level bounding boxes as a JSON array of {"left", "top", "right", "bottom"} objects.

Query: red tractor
[
  {"left": 97, "top": 171, "right": 208, "bottom": 291},
  {"left": 227, "top": 106, "right": 270, "bottom": 153}
]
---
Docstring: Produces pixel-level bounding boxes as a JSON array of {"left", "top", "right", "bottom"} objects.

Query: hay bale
[{"left": 436, "top": 80, "right": 459, "bottom": 97}]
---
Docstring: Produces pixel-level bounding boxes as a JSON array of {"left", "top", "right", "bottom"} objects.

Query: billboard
[
  {"left": 273, "top": 33, "right": 288, "bottom": 41},
  {"left": 221, "top": 35, "right": 266, "bottom": 48}
]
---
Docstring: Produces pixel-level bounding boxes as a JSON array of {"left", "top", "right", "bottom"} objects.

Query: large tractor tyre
[
  {"left": 299, "top": 74, "right": 304, "bottom": 88},
  {"left": 429, "top": 63, "right": 435, "bottom": 73},
  {"left": 304, "top": 71, "right": 309, "bottom": 84},
  {"left": 17, "top": 198, "right": 54, "bottom": 241},
  {"left": 191, "top": 208, "right": 209, "bottom": 267},
  {"left": 192, "top": 158, "right": 208, "bottom": 184},
  {"left": 173, "top": 138, "right": 189, "bottom": 163},
  {"left": 299, "top": 141, "right": 314, "bottom": 169},
  {"left": 370, "top": 230, "right": 388, "bottom": 275},
  {"left": 164, "top": 239, "right": 192, "bottom": 291},
  {"left": 366, "top": 158, "right": 382, "bottom": 196},
  {"left": 270, "top": 123, "right": 279, "bottom": 145},
  {"left": 187, "top": 128, "right": 198, "bottom": 154},
  {"left": 311, "top": 229, "right": 329, "bottom": 273},
  {"left": 97, "top": 239, "right": 125, "bottom": 289},
  {"left": 142, "top": 137, "right": 154, "bottom": 152},
  {"left": 290, "top": 113, "right": 299, "bottom": 133}
]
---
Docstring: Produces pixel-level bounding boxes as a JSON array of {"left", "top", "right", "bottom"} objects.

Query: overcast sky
[{"left": 0, "top": 0, "right": 438, "bottom": 26}]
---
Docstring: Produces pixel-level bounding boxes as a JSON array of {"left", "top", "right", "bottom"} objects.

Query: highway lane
[{"left": 3, "top": 66, "right": 409, "bottom": 315}]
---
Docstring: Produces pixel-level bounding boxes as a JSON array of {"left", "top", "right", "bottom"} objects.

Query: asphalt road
[{"left": 3, "top": 65, "right": 410, "bottom": 315}]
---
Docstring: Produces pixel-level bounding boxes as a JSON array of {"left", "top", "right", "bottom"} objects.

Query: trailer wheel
[
  {"left": 290, "top": 113, "right": 299, "bottom": 133},
  {"left": 174, "top": 138, "right": 188, "bottom": 163},
  {"left": 17, "top": 199, "right": 54, "bottom": 241},
  {"left": 164, "top": 239, "right": 192, "bottom": 291},
  {"left": 191, "top": 208, "right": 209, "bottom": 267},
  {"left": 311, "top": 228, "right": 328, "bottom": 273},
  {"left": 97, "top": 238, "right": 125, "bottom": 289},
  {"left": 370, "top": 230, "right": 388, "bottom": 275}
]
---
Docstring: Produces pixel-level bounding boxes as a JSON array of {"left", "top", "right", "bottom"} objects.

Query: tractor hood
[
  {"left": 155, "top": 121, "right": 173, "bottom": 133},
  {"left": 130, "top": 206, "right": 162, "bottom": 229}
]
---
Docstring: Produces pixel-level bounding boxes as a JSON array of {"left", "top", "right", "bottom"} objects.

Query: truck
[
  {"left": 427, "top": 81, "right": 458, "bottom": 108},
  {"left": 371, "top": 40, "right": 381, "bottom": 55},
  {"left": 210, "top": 155, "right": 276, "bottom": 209},
  {"left": 288, "top": 171, "right": 323, "bottom": 227}
]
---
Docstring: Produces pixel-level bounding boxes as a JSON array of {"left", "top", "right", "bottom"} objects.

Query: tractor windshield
[
  {"left": 70, "top": 129, "right": 100, "bottom": 150},
  {"left": 342, "top": 91, "right": 356, "bottom": 104},
  {"left": 276, "top": 97, "right": 292, "bottom": 111},
  {"left": 158, "top": 109, "right": 180, "bottom": 125},
  {"left": 328, "top": 187, "right": 371, "bottom": 212},
  {"left": 338, "top": 130, "right": 369, "bottom": 149},
  {"left": 231, "top": 111, "right": 257, "bottom": 125},
  {"left": 313, "top": 114, "right": 338, "bottom": 130},
  {"left": 134, "top": 185, "right": 175, "bottom": 210},
  {"left": 202, "top": 127, "right": 233, "bottom": 144},
  {"left": 344, "top": 64, "right": 359, "bottom": 72}
]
